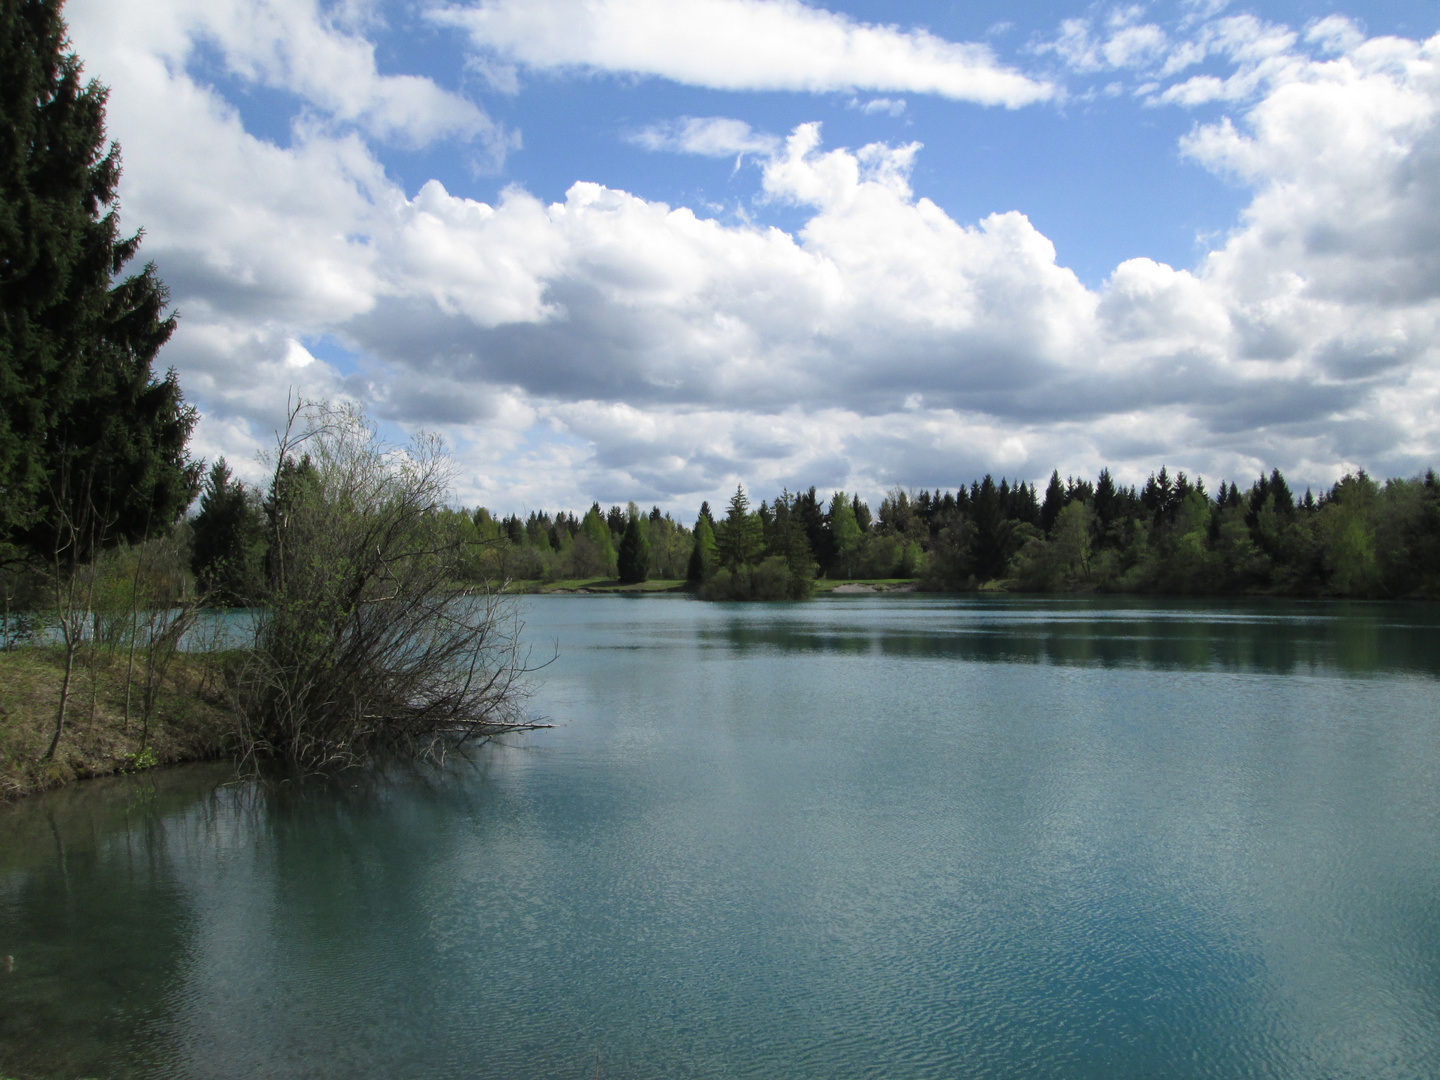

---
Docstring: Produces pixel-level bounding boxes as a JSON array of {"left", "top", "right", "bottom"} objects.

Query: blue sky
[
  {"left": 64, "top": 0, "right": 1440, "bottom": 513},
  {"left": 201, "top": 0, "right": 1433, "bottom": 283}
]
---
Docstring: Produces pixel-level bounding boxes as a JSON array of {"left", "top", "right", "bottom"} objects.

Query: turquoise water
[{"left": 2, "top": 595, "right": 1439, "bottom": 1079}]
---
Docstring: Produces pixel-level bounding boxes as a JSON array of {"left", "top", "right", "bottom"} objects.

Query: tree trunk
[{"left": 44, "top": 636, "right": 78, "bottom": 761}]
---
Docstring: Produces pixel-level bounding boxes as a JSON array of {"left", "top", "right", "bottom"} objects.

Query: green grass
[
  {"left": 0, "top": 646, "right": 234, "bottom": 802},
  {"left": 505, "top": 578, "right": 688, "bottom": 594},
  {"left": 506, "top": 577, "right": 920, "bottom": 595},
  {"left": 812, "top": 577, "right": 919, "bottom": 593},
  {"left": 977, "top": 578, "right": 1014, "bottom": 592}
]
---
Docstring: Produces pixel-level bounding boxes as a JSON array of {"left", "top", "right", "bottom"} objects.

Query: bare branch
[{"left": 229, "top": 402, "right": 541, "bottom": 771}]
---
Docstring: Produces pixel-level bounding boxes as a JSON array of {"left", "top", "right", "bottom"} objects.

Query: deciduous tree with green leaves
[
  {"left": 577, "top": 503, "right": 617, "bottom": 577},
  {"left": 828, "top": 491, "right": 861, "bottom": 579}
]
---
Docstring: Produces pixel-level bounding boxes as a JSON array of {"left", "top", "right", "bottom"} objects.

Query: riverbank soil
[{"left": 0, "top": 648, "right": 234, "bottom": 802}]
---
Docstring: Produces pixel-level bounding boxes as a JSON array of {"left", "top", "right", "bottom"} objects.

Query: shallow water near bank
[{"left": 3, "top": 594, "right": 1439, "bottom": 1079}]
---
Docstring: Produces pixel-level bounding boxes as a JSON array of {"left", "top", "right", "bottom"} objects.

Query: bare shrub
[{"left": 231, "top": 401, "right": 543, "bottom": 770}]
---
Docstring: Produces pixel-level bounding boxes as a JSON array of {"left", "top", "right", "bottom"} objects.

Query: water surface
[{"left": 2, "top": 595, "right": 1438, "bottom": 1078}]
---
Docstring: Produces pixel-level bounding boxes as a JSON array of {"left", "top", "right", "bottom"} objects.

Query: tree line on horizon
[{"left": 421, "top": 463, "right": 1440, "bottom": 600}]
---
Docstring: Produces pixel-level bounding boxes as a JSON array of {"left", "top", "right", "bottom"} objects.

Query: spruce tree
[
  {"left": 617, "top": 512, "right": 650, "bottom": 584},
  {"left": 767, "top": 491, "right": 817, "bottom": 598},
  {"left": 795, "top": 486, "right": 833, "bottom": 571},
  {"left": 1, "top": 0, "right": 196, "bottom": 563},
  {"left": 1094, "top": 468, "right": 1119, "bottom": 530},
  {"left": 851, "top": 493, "right": 872, "bottom": 534},
  {"left": 971, "top": 475, "right": 1007, "bottom": 580},
  {"left": 190, "top": 457, "right": 262, "bottom": 604},
  {"left": 1040, "top": 470, "right": 1066, "bottom": 534},
  {"left": 715, "top": 484, "right": 762, "bottom": 569}
]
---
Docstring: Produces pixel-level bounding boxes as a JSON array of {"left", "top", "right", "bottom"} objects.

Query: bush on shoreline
[
  {"left": 2, "top": 402, "right": 546, "bottom": 793},
  {"left": 228, "top": 402, "right": 542, "bottom": 771}
]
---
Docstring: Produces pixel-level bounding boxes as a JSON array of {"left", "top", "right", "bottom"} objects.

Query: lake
[{"left": 2, "top": 594, "right": 1438, "bottom": 1079}]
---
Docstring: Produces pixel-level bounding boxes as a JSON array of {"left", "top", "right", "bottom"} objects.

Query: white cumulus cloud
[
  {"left": 72, "top": 0, "right": 509, "bottom": 152},
  {"left": 58, "top": 0, "right": 1440, "bottom": 509},
  {"left": 430, "top": 0, "right": 1055, "bottom": 107}
]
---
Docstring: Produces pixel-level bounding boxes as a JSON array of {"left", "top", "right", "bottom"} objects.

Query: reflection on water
[
  {"left": 0, "top": 766, "right": 232, "bottom": 1078},
  {"left": 2, "top": 595, "right": 1438, "bottom": 1079},
  {"left": 699, "top": 595, "right": 1440, "bottom": 675}
]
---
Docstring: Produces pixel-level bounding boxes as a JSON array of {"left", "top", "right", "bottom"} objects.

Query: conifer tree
[
  {"left": 794, "top": 487, "right": 832, "bottom": 570},
  {"left": 617, "top": 511, "right": 650, "bottom": 584},
  {"left": 686, "top": 513, "right": 717, "bottom": 584},
  {"left": 1040, "top": 470, "right": 1066, "bottom": 534},
  {"left": 969, "top": 475, "right": 1011, "bottom": 580},
  {"left": 767, "top": 491, "right": 817, "bottom": 598},
  {"left": 851, "top": 493, "right": 872, "bottom": 534},
  {"left": 190, "top": 456, "right": 262, "bottom": 604},
  {"left": 605, "top": 504, "right": 626, "bottom": 536},
  {"left": 1094, "top": 468, "right": 1119, "bottom": 530},
  {"left": 1, "top": 0, "right": 197, "bottom": 562},
  {"left": 715, "top": 484, "right": 763, "bottom": 569}
]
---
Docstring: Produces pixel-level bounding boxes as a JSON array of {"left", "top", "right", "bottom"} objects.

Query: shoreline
[
  {"left": 502, "top": 577, "right": 923, "bottom": 595},
  {"left": 0, "top": 647, "right": 236, "bottom": 804},
  {"left": 6, "top": 587, "right": 1431, "bottom": 805}
]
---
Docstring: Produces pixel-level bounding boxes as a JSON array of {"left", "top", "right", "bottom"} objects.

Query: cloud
[
  {"left": 1153, "top": 15, "right": 1304, "bottom": 105},
  {"left": 358, "top": 82, "right": 1437, "bottom": 494},
  {"left": 629, "top": 117, "right": 780, "bottom": 158},
  {"left": 1181, "top": 34, "right": 1440, "bottom": 305},
  {"left": 430, "top": 0, "right": 1055, "bottom": 108},
  {"left": 1033, "top": 7, "right": 1368, "bottom": 109},
  {"left": 61, "top": 0, "right": 1440, "bottom": 511},
  {"left": 1036, "top": 14, "right": 1171, "bottom": 75},
  {"left": 71, "top": 0, "right": 509, "bottom": 153},
  {"left": 851, "top": 97, "right": 907, "bottom": 117}
]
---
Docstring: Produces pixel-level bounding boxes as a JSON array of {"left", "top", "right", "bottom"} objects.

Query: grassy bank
[
  {"left": 499, "top": 577, "right": 925, "bottom": 595},
  {"left": 506, "top": 577, "right": 688, "bottom": 593},
  {"left": 812, "top": 578, "right": 919, "bottom": 593},
  {"left": 0, "top": 647, "right": 235, "bottom": 802}
]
